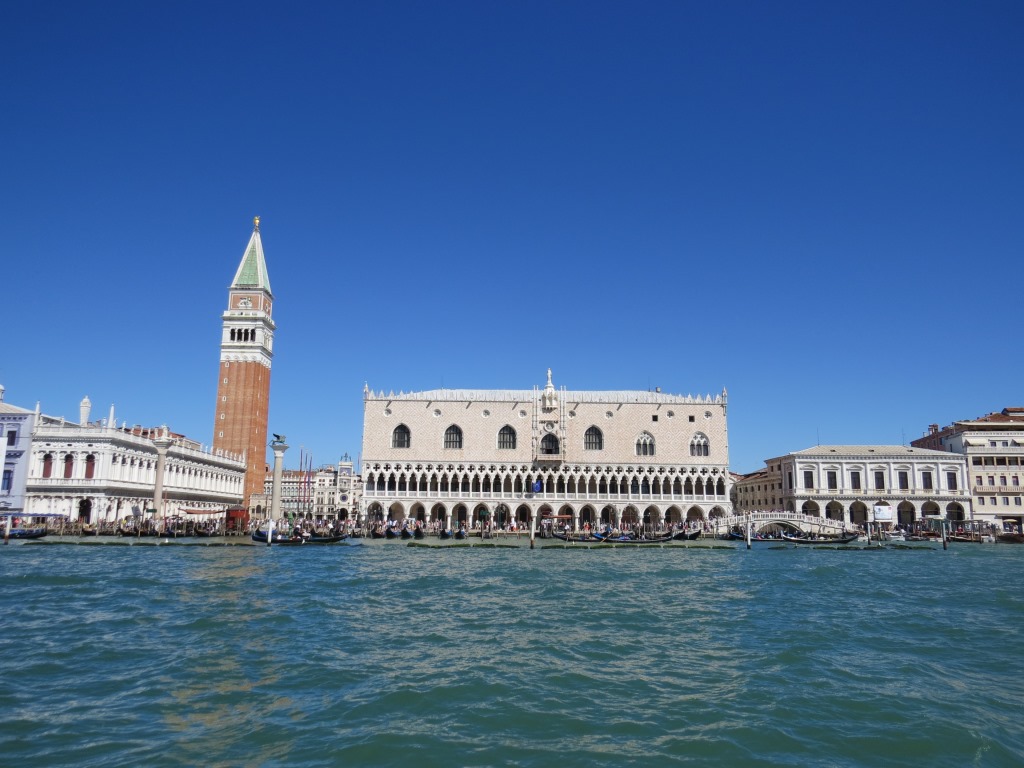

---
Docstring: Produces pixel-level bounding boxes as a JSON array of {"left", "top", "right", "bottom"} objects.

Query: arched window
[
  {"left": 63, "top": 454, "right": 74, "bottom": 478},
  {"left": 392, "top": 424, "right": 411, "bottom": 449},
  {"left": 498, "top": 425, "right": 517, "bottom": 449},
  {"left": 690, "top": 433, "right": 710, "bottom": 457},
  {"left": 444, "top": 425, "right": 463, "bottom": 450},
  {"left": 584, "top": 426, "right": 603, "bottom": 450},
  {"left": 42, "top": 453, "right": 53, "bottom": 478},
  {"left": 636, "top": 432, "right": 655, "bottom": 457},
  {"left": 540, "top": 434, "right": 560, "bottom": 455},
  {"left": 85, "top": 454, "right": 96, "bottom": 479}
]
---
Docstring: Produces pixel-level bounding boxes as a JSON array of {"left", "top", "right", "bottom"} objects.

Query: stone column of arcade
[
  {"left": 152, "top": 429, "right": 174, "bottom": 535},
  {"left": 270, "top": 440, "right": 288, "bottom": 534}
]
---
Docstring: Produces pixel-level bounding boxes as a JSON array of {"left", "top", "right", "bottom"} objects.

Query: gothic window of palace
[
  {"left": 392, "top": 424, "right": 411, "bottom": 449},
  {"left": 540, "top": 433, "right": 560, "bottom": 455},
  {"left": 636, "top": 432, "right": 656, "bottom": 457},
  {"left": 584, "top": 426, "right": 604, "bottom": 450},
  {"left": 444, "top": 425, "right": 464, "bottom": 450},
  {"left": 498, "top": 425, "right": 517, "bottom": 450},
  {"left": 690, "top": 433, "right": 710, "bottom": 457}
]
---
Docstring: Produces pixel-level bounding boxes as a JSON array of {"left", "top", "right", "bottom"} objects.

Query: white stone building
[
  {"left": 0, "top": 386, "right": 38, "bottom": 516},
  {"left": 25, "top": 397, "right": 245, "bottom": 524},
  {"left": 361, "top": 370, "right": 731, "bottom": 531},
  {"left": 737, "top": 445, "right": 972, "bottom": 527}
]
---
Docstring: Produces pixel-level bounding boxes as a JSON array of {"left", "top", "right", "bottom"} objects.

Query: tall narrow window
[
  {"left": 898, "top": 471, "right": 909, "bottom": 490},
  {"left": 584, "top": 426, "right": 603, "bottom": 450},
  {"left": 42, "top": 453, "right": 53, "bottom": 478},
  {"left": 6, "top": 431, "right": 15, "bottom": 446},
  {"left": 64, "top": 454, "right": 74, "bottom": 479},
  {"left": 636, "top": 432, "right": 655, "bottom": 457},
  {"left": 498, "top": 425, "right": 516, "bottom": 450},
  {"left": 947, "top": 471, "right": 958, "bottom": 491},
  {"left": 850, "top": 471, "right": 861, "bottom": 490},
  {"left": 392, "top": 424, "right": 411, "bottom": 449},
  {"left": 540, "top": 434, "right": 560, "bottom": 455},
  {"left": 921, "top": 471, "right": 933, "bottom": 490},
  {"left": 827, "top": 471, "right": 837, "bottom": 490},
  {"left": 85, "top": 454, "right": 96, "bottom": 479},
  {"left": 1, "top": 470, "right": 11, "bottom": 491},
  {"left": 874, "top": 471, "right": 885, "bottom": 490},
  {"left": 444, "top": 425, "right": 463, "bottom": 450},
  {"left": 803, "top": 470, "right": 814, "bottom": 489}
]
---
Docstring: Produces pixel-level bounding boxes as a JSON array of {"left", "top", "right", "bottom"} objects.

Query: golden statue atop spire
[{"left": 253, "top": 215, "right": 261, "bottom": 232}]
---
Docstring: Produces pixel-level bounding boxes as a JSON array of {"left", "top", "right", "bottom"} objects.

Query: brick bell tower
[{"left": 213, "top": 216, "right": 275, "bottom": 507}]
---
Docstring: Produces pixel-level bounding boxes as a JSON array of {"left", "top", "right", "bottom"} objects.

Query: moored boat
[
  {"left": 592, "top": 531, "right": 673, "bottom": 545},
  {"left": 306, "top": 533, "right": 349, "bottom": 544},
  {"left": 781, "top": 532, "right": 860, "bottom": 545},
  {"left": 251, "top": 529, "right": 305, "bottom": 545},
  {"left": 4, "top": 528, "right": 48, "bottom": 540},
  {"left": 672, "top": 528, "right": 702, "bottom": 541}
]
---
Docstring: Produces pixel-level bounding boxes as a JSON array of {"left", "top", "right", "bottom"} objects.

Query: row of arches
[
  {"left": 229, "top": 328, "right": 257, "bottom": 342},
  {"left": 797, "top": 499, "right": 969, "bottom": 525},
  {"left": 363, "top": 468, "right": 728, "bottom": 499},
  {"left": 366, "top": 501, "right": 729, "bottom": 528},
  {"left": 41, "top": 453, "right": 97, "bottom": 480},
  {"left": 37, "top": 452, "right": 241, "bottom": 494}
]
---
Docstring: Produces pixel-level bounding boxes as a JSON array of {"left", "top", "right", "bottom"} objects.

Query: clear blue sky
[{"left": 2, "top": 1, "right": 1021, "bottom": 473}]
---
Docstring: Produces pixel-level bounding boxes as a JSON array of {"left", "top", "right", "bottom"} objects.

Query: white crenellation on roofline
[{"left": 364, "top": 387, "right": 724, "bottom": 405}]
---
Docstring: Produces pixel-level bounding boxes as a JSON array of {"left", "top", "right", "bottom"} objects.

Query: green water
[{"left": 0, "top": 539, "right": 1021, "bottom": 767}]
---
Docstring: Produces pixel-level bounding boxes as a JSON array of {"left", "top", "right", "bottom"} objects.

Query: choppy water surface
[{"left": 1, "top": 540, "right": 1022, "bottom": 767}]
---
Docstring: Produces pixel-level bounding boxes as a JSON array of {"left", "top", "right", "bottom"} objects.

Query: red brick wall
[{"left": 214, "top": 360, "right": 271, "bottom": 506}]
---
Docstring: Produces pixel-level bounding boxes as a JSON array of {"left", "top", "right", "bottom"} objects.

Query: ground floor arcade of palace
[{"left": 363, "top": 497, "right": 732, "bottom": 530}]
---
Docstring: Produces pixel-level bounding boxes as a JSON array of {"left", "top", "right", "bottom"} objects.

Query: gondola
[
  {"left": 997, "top": 532, "right": 1024, "bottom": 544},
  {"left": 672, "top": 528, "right": 702, "bottom": 541},
  {"left": 592, "top": 531, "right": 674, "bottom": 545},
  {"left": 250, "top": 529, "right": 305, "bottom": 545},
  {"left": 117, "top": 526, "right": 159, "bottom": 537},
  {"left": 370, "top": 527, "right": 386, "bottom": 539},
  {"left": 439, "top": 529, "right": 453, "bottom": 540},
  {"left": 781, "top": 533, "right": 860, "bottom": 545},
  {"left": 413, "top": 527, "right": 425, "bottom": 540},
  {"left": 550, "top": 531, "right": 597, "bottom": 543},
  {"left": 385, "top": 528, "right": 401, "bottom": 539},
  {"left": 454, "top": 529, "right": 467, "bottom": 540},
  {"left": 4, "top": 528, "right": 48, "bottom": 540},
  {"left": 306, "top": 533, "right": 349, "bottom": 544},
  {"left": 400, "top": 528, "right": 413, "bottom": 540}
]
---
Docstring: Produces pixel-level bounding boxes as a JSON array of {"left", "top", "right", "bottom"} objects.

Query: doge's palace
[{"left": 361, "top": 370, "right": 732, "bottom": 531}]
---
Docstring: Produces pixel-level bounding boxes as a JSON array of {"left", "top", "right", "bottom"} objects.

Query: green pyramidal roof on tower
[{"left": 230, "top": 216, "right": 272, "bottom": 293}]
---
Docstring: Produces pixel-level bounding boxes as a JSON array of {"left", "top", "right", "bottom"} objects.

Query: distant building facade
[
  {"left": 251, "top": 455, "right": 361, "bottom": 523},
  {"left": 736, "top": 445, "right": 972, "bottom": 527},
  {"left": 910, "top": 408, "right": 1024, "bottom": 528},
  {"left": 732, "top": 462, "right": 784, "bottom": 513},
  {"left": 361, "top": 370, "right": 732, "bottom": 530},
  {"left": 0, "top": 386, "right": 38, "bottom": 516},
  {"left": 213, "top": 217, "right": 275, "bottom": 507},
  {"left": 25, "top": 397, "right": 244, "bottom": 523}
]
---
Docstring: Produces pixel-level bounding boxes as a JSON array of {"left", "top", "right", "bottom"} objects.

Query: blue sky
[{"left": 2, "top": 1, "right": 1021, "bottom": 473}]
